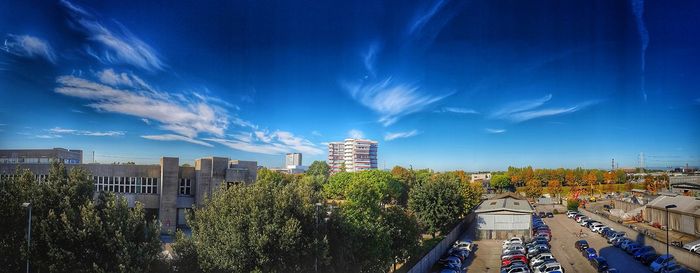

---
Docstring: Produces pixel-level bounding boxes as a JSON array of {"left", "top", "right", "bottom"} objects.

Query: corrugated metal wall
[
  {"left": 645, "top": 207, "right": 699, "bottom": 236},
  {"left": 477, "top": 213, "right": 530, "bottom": 230}
]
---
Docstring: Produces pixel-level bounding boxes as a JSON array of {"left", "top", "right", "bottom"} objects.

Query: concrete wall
[
  {"left": 579, "top": 209, "right": 700, "bottom": 271},
  {"left": 407, "top": 213, "right": 476, "bottom": 273},
  {"left": 159, "top": 157, "right": 179, "bottom": 234},
  {"left": 195, "top": 158, "right": 212, "bottom": 206}
]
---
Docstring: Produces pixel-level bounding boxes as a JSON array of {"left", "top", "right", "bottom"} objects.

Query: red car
[{"left": 501, "top": 254, "right": 527, "bottom": 267}]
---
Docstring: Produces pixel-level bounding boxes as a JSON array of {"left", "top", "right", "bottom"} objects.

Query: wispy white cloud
[
  {"left": 48, "top": 127, "right": 124, "bottom": 137},
  {"left": 142, "top": 134, "right": 213, "bottom": 147},
  {"left": 363, "top": 42, "right": 381, "bottom": 77},
  {"left": 348, "top": 129, "right": 364, "bottom": 139},
  {"left": 2, "top": 34, "right": 56, "bottom": 63},
  {"left": 54, "top": 75, "right": 230, "bottom": 138},
  {"left": 311, "top": 130, "right": 322, "bottom": 137},
  {"left": 61, "top": 0, "right": 164, "bottom": 71},
  {"left": 490, "top": 94, "right": 598, "bottom": 122},
  {"left": 205, "top": 130, "right": 322, "bottom": 155},
  {"left": 436, "top": 107, "right": 479, "bottom": 114},
  {"left": 96, "top": 68, "right": 152, "bottom": 90},
  {"left": 490, "top": 94, "right": 552, "bottom": 120},
  {"left": 141, "top": 118, "right": 150, "bottom": 124},
  {"left": 385, "top": 130, "right": 420, "bottom": 141},
  {"left": 345, "top": 78, "right": 451, "bottom": 126},
  {"left": 35, "top": 134, "right": 62, "bottom": 139},
  {"left": 408, "top": 0, "right": 448, "bottom": 35},
  {"left": 485, "top": 128, "right": 506, "bottom": 134}
]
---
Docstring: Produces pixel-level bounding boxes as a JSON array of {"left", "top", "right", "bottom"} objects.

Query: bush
[
  {"left": 552, "top": 209, "right": 559, "bottom": 214},
  {"left": 566, "top": 199, "right": 580, "bottom": 211}
]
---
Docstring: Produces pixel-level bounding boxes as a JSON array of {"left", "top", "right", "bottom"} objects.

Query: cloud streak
[
  {"left": 348, "top": 129, "right": 364, "bottom": 139},
  {"left": 49, "top": 127, "right": 124, "bottom": 137},
  {"left": 631, "top": 0, "right": 649, "bottom": 101},
  {"left": 436, "top": 107, "right": 479, "bottom": 114},
  {"left": 204, "top": 130, "right": 322, "bottom": 155},
  {"left": 54, "top": 74, "right": 229, "bottom": 138},
  {"left": 2, "top": 34, "right": 56, "bottom": 63},
  {"left": 61, "top": 0, "right": 164, "bottom": 71},
  {"left": 385, "top": 130, "right": 419, "bottom": 141},
  {"left": 345, "top": 78, "right": 451, "bottom": 126},
  {"left": 142, "top": 134, "right": 213, "bottom": 147},
  {"left": 490, "top": 94, "right": 598, "bottom": 122},
  {"left": 485, "top": 128, "right": 506, "bottom": 134}
]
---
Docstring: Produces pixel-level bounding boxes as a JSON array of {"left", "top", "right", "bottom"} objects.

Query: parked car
[
  {"left": 503, "top": 237, "right": 524, "bottom": 248},
  {"left": 566, "top": 211, "right": 578, "bottom": 217},
  {"left": 620, "top": 240, "right": 637, "bottom": 251},
  {"left": 575, "top": 215, "right": 588, "bottom": 222},
  {"left": 453, "top": 240, "right": 475, "bottom": 252},
  {"left": 575, "top": 240, "right": 589, "bottom": 250},
  {"left": 501, "top": 265, "right": 531, "bottom": 273},
  {"left": 502, "top": 254, "right": 528, "bottom": 267},
  {"left": 546, "top": 212, "right": 554, "bottom": 218},
  {"left": 590, "top": 223, "right": 605, "bottom": 232},
  {"left": 533, "top": 262, "right": 563, "bottom": 273},
  {"left": 440, "top": 269, "right": 460, "bottom": 273},
  {"left": 633, "top": 246, "right": 656, "bottom": 259},
  {"left": 649, "top": 254, "right": 676, "bottom": 273},
  {"left": 502, "top": 260, "right": 528, "bottom": 271},
  {"left": 531, "top": 258, "right": 557, "bottom": 269},
  {"left": 607, "top": 232, "right": 626, "bottom": 243},
  {"left": 539, "top": 212, "right": 547, "bottom": 218},
  {"left": 530, "top": 253, "right": 555, "bottom": 267},
  {"left": 527, "top": 245, "right": 551, "bottom": 259},
  {"left": 439, "top": 255, "right": 462, "bottom": 270},
  {"left": 583, "top": 248, "right": 598, "bottom": 260},
  {"left": 590, "top": 257, "right": 609, "bottom": 272},
  {"left": 626, "top": 243, "right": 643, "bottom": 254},
  {"left": 504, "top": 245, "right": 526, "bottom": 254},
  {"left": 639, "top": 252, "right": 660, "bottom": 265},
  {"left": 660, "top": 264, "right": 684, "bottom": 273},
  {"left": 683, "top": 239, "right": 700, "bottom": 254},
  {"left": 613, "top": 237, "right": 632, "bottom": 247}
]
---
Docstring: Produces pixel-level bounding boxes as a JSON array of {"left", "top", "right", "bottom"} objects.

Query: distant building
[
  {"left": 0, "top": 152, "right": 257, "bottom": 234},
  {"left": 285, "top": 153, "right": 302, "bottom": 168},
  {"left": 327, "top": 138, "right": 378, "bottom": 173},
  {"left": 645, "top": 194, "right": 700, "bottom": 236},
  {"left": 471, "top": 172, "right": 492, "bottom": 182},
  {"left": 0, "top": 148, "right": 83, "bottom": 164},
  {"left": 670, "top": 176, "right": 700, "bottom": 196},
  {"left": 475, "top": 192, "right": 534, "bottom": 240}
]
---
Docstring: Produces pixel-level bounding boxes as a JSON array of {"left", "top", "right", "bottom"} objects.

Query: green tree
[
  {"left": 307, "top": 161, "right": 330, "bottom": 179},
  {"left": 490, "top": 174, "right": 512, "bottom": 193},
  {"left": 322, "top": 171, "right": 353, "bottom": 199},
  {"left": 384, "top": 206, "right": 420, "bottom": 271},
  {"left": 350, "top": 170, "right": 404, "bottom": 206},
  {"left": 461, "top": 181, "right": 484, "bottom": 212},
  {"left": 184, "top": 171, "right": 327, "bottom": 273},
  {"left": 408, "top": 173, "right": 464, "bottom": 237},
  {"left": 0, "top": 162, "right": 161, "bottom": 273}
]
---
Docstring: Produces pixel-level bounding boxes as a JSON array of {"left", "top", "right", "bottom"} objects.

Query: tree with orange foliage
[
  {"left": 547, "top": 179, "right": 562, "bottom": 199},
  {"left": 565, "top": 170, "right": 576, "bottom": 188}
]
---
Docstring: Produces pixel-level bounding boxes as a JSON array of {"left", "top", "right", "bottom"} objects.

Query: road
[{"left": 544, "top": 213, "right": 653, "bottom": 273}]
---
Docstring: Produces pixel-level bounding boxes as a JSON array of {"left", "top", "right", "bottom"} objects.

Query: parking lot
[
  {"left": 544, "top": 213, "right": 652, "bottom": 273},
  {"left": 453, "top": 212, "right": 655, "bottom": 273}
]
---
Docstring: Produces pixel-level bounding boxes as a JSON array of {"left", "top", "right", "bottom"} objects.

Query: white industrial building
[{"left": 475, "top": 192, "right": 534, "bottom": 240}]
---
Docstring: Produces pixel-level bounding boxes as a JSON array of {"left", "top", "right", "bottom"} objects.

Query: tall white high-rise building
[
  {"left": 327, "top": 138, "right": 378, "bottom": 173},
  {"left": 285, "top": 153, "right": 302, "bottom": 168}
]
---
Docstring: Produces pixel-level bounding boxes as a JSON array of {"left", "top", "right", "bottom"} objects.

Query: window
[
  {"left": 130, "top": 177, "right": 136, "bottom": 193},
  {"left": 179, "top": 178, "right": 192, "bottom": 196}
]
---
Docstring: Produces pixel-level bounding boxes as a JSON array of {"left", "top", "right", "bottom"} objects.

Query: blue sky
[{"left": 0, "top": 0, "right": 698, "bottom": 170}]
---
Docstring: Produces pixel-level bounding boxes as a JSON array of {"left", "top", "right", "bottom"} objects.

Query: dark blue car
[
  {"left": 583, "top": 248, "right": 598, "bottom": 260},
  {"left": 633, "top": 246, "right": 655, "bottom": 259}
]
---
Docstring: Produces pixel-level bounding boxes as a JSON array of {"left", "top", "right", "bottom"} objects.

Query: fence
[
  {"left": 613, "top": 199, "right": 643, "bottom": 212},
  {"left": 406, "top": 213, "right": 475, "bottom": 273},
  {"left": 579, "top": 209, "right": 700, "bottom": 271}
]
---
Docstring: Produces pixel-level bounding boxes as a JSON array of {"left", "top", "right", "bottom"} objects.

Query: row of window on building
[
  {"left": 0, "top": 158, "right": 80, "bottom": 164},
  {"left": 91, "top": 176, "right": 159, "bottom": 194},
  {"left": 1, "top": 174, "right": 197, "bottom": 197}
]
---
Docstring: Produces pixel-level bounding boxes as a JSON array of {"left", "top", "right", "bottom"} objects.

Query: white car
[
  {"left": 683, "top": 239, "right": 700, "bottom": 253},
  {"left": 566, "top": 211, "right": 578, "bottom": 218},
  {"left": 530, "top": 253, "right": 555, "bottom": 267},
  {"left": 576, "top": 216, "right": 588, "bottom": 223},
  {"left": 453, "top": 240, "right": 474, "bottom": 252},
  {"left": 504, "top": 245, "right": 526, "bottom": 254},
  {"left": 533, "top": 262, "right": 562, "bottom": 273},
  {"left": 590, "top": 223, "right": 605, "bottom": 232},
  {"left": 503, "top": 237, "right": 523, "bottom": 248}
]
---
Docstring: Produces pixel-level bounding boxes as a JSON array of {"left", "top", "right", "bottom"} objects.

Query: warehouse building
[
  {"left": 0, "top": 151, "right": 257, "bottom": 234},
  {"left": 475, "top": 192, "right": 534, "bottom": 240},
  {"left": 645, "top": 194, "right": 700, "bottom": 237}
]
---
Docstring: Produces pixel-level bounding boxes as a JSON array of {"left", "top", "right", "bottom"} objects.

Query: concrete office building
[
  {"left": 327, "top": 138, "right": 378, "bottom": 173},
  {"left": 475, "top": 192, "right": 534, "bottom": 240},
  {"left": 0, "top": 149, "right": 257, "bottom": 234},
  {"left": 0, "top": 148, "right": 83, "bottom": 164},
  {"left": 286, "top": 153, "right": 302, "bottom": 168}
]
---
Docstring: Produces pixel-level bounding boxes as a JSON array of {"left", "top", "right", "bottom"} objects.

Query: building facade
[
  {"left": 285, "top": 153, "right": 302, "bottom": 168},
  {"left": 644, "top": 194, "right": 700, "bottom": 237},
  {"left": 670, "top": 176, "right": 700, "bottom": 196},
  {"left": 327, "top": 138, "right": 378, "bottom": 173},
  {"left": 0, "top": 148, "right": 83, "bottom": 164},
  {"left": 474, "top": 193, "right": 534, "bottom": 240},
  {"left": 0, "top": 152, "right": 257, "bottom": 234}
]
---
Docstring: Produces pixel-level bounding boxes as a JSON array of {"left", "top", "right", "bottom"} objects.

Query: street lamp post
[
  {"left": 664, "top": 204, "right": 677, "bottom": 268},
  {"left": 314, "top": 202, "right": 322, "bottom": 273},
  {"left": 22, "top": 202, "right": 32, "bottom": 273}
]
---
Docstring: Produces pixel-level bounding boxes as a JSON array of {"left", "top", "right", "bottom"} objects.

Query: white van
[{"left": 683, "top": 239, "right": 700, "bottom": 253}]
